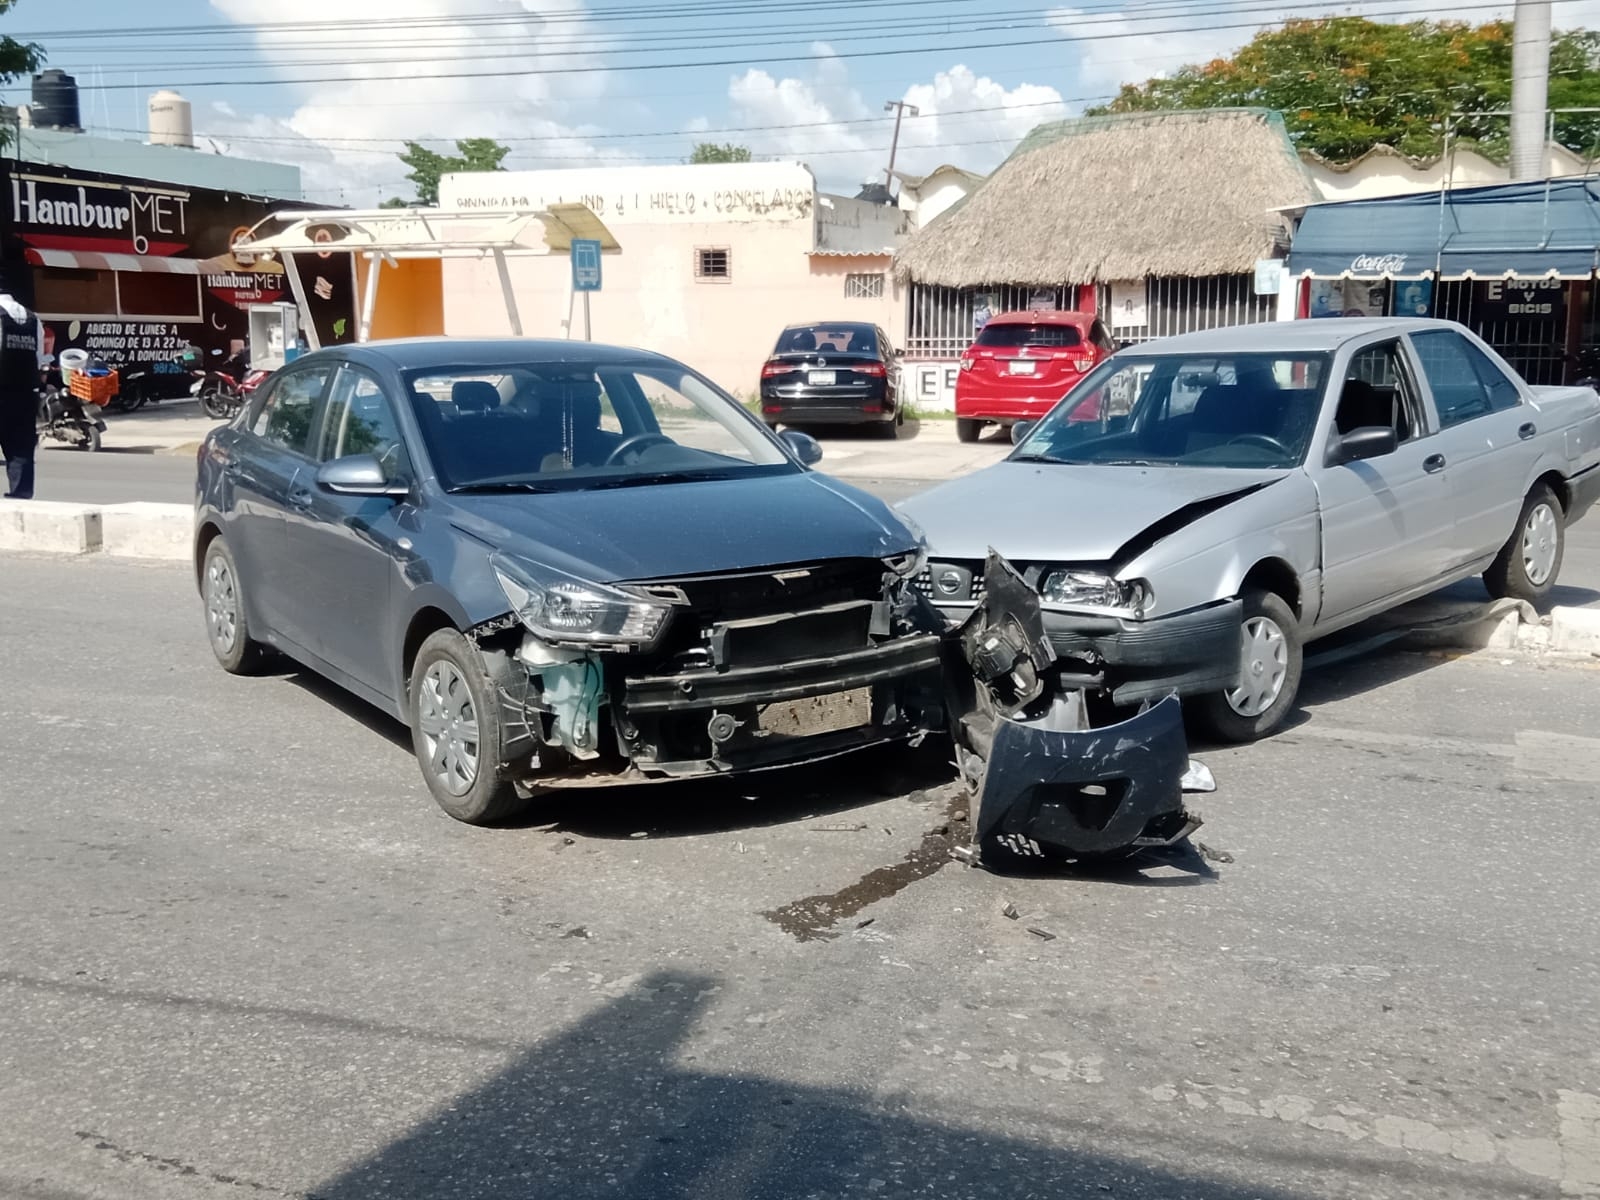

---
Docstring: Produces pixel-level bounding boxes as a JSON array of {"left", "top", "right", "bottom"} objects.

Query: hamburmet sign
[{"left": 10, "top": 173, "right": 190, "bottom": 255}]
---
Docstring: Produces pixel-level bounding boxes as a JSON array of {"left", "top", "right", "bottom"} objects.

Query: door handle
[
  {"left": 1423, "top": 453, "right": 1447, "bottom": 474},
  {"left": 1518, "top": 422, "right": 1537, "bottom": 440}
]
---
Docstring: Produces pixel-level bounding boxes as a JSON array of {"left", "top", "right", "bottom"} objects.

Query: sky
[{"left": 4, "top": 0, "right": 1599, "bottom": 206}]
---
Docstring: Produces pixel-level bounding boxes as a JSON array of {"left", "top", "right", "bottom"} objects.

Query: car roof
[
  {"left": 1129, "top": 317, "right": 1465, "bottom": 356},
  {"left": 320, "top": 337, "right": 680, "bottom": 372},
  {"left": 985, "top": 310, "right": 1093, "bottom": 326},
  {"left": 781, "top": 321, "right": 878, "bottom": 331}
]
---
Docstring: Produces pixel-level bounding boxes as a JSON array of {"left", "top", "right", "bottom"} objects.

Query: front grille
[
  {"left": 637, "top": 559, "right": 887, "bottom": 622},
  {"left": 913, "top": 562, "right": 986, "bottom": 604}
]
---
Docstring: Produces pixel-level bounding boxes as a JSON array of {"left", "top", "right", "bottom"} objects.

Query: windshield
[
  {"left": 405, "top": 359, "right": 793, "bottom": 491},
  {"left": 975, "top": 322, "right": 1083, "bottom": 348},
  {"left": 774, "top": 325, "right": 879, "bottom": 356},
  {"left": 1011, "top": 351, "right": 1332, "bottom": 469}
]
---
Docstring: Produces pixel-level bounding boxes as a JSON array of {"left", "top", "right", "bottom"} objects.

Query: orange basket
[{"left": 68, "top": 370, "right": 119, "bottom": 406}]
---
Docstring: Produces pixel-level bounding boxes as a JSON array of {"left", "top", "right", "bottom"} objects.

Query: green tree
[
  {"left": 388, "top": 137, "right": 510, "bottom": 206},
  {"left": 1088, "top": 17, "right": 1600, "bottom": 162},
  {"left": 689, "top": 142, "right": 752, "bottom": 164},
  {"left": 0, "top": 0, "right": 45, "bottom": 151}
]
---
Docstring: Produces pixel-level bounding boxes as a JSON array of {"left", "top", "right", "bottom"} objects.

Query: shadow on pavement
[{"left": 308, "top": 970, "right": 1312, "bottom": 1200}]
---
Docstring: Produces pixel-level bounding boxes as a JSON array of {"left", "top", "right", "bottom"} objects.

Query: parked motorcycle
[
  {"left": 183, "top": 346, "right": 250, "bottom": 420},
  {"left": 38, "top": 373, "right": 106, "bottom": 452}
]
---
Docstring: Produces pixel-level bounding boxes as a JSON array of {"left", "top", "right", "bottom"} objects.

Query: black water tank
[{"left": 30, "top": 69, "right": 82, "bottom": 132}]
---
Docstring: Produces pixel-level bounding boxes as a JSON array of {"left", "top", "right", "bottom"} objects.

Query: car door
[
  {"left": 1311, "top": 339, "right": 1456, "bottom": 624},
  {"left": 1407, "top": 328, "right": 1539, "bottom": 568},
  {"left": 226, "top": 362, "right": 334, "bottom": 643},
  {"left": 283, "top": 363, "right": 416, "bottom": 700}
]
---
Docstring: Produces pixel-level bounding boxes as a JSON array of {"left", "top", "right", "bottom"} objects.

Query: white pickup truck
[{"left": 901, "top": 318, "right": 1600, "bottom": 741}]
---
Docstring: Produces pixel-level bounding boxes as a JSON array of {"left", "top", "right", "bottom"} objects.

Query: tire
[
  {"left": 201, "top": 537, "right": 266, "bottom": 675},
  {"left": 956, "top": 418, "right": 983, "bottom": 443},
  {"left": 408, "top": 629, "right": 531, "bottom": 825},
  {"left": 1194, "top": 588, "right": 1302, "bottom": 743},
  {"left": 200, "top": 383, "right": 233, "bottom": 420},
  {"left": 77, "top": 424, "right": 101, "bottom": 452},
  {"left": 875, "top": 416, "right": 899, "bottom": 440},
  {"left": 1484, "top": 484, "right": 1564, "bottom": 605}
]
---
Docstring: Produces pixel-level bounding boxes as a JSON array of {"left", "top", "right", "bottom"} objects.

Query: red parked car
[{"left": 954, "top": 310, "right": 1119, "bottom": 442}]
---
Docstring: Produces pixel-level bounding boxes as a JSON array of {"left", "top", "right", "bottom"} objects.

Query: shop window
[
  {"left": 36, "top": 268, "right": 117, "bottom": 319},
  {"left": 845, "top": 273, "right": 885, "bottom": 300},
  {"left": 695, "top": 247, "right": 731, "bottom": 281},
  {"left": 117, "top": 272, "right": 202, "bottom": 321}
]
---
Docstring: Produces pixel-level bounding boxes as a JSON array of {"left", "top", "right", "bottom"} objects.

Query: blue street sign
[{"left": 571, "top": 239, "right": 602, "bottom": 293}]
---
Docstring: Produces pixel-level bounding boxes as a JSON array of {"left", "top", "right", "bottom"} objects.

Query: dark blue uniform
[{"left": 0, "top": 303, "right": 41, "bottom": 499}]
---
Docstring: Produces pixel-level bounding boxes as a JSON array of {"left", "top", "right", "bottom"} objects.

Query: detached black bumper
[
  {"left": 1568, "top": 463, "right": 1600, "bottom": 525},
  {"left": 1042, "top": 599, "right": 1243, "bottom": 706}
]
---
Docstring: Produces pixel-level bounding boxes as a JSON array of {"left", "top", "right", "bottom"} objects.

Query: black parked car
[
  {"left": 194, "top": 338, "right": 945, "bottom": 825},
  {"left": 759, "top": 322, "right": 902, "bottom": 436}
]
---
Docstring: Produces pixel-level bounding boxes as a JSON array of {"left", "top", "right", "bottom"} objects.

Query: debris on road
[
  {"left": 1001, "top": 901, "right": 1021, "bottom": 920},
  {"left": 1195, "top": 841, "right": 1235, "bottom": 865},
  {"left": 811, "top": 822, "right": 868, "bottom": 832},
  {"left": 1027, "top": 926, "right": 1058, "bottom": 942}
]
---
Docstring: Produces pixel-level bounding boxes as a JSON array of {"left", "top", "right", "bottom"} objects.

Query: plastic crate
[{"left": 68, "top": 370, "right": 119, "bottom": 406}]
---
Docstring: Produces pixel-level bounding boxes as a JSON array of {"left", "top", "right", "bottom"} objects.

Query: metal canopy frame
[{"left": 231, "top": 204, "right": 620, "bottom": 346}]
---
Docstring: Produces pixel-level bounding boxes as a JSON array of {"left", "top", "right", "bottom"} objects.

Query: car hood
[
  {"left": 899, "top": 462, "right": 1292, "bottom": 563},
  {"left": 441, "top": 471, "right": 916, "bottom": 583}
]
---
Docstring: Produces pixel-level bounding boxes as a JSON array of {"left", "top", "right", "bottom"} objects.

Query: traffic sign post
[{"left": 570, "top": 238, "right": 601, "bottom": 341}]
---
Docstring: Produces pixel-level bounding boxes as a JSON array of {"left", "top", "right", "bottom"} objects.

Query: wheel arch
[
  {"left": 193, "top": 519, "right": 224, "bottom": 591},
  {"left": 1238, "top": 557, "right": 1303, "bottom": 620}
]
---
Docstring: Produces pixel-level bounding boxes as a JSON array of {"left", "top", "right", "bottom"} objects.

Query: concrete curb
[
  {"left": 1550, "top": 606, "right": 1600, "bottom": 655},
  {"left": 0, "top": 498, "right": 189, "bottom": 561}
]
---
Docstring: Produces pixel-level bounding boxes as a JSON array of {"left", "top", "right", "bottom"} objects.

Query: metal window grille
[
  {"left": 904, "top": 283, "right": 1076, "bottom": 358},
  {"left": 1428, "top": 280, "right": 1570, "bottom": 386},
  {"left": 845, "top": 272, "right": 885, "bottom": 300},
  {"left": 695, "top": 247, "right": 731, "bottom": 281}
]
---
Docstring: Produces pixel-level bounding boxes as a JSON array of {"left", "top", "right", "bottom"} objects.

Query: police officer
[{"left": 0, "top": 280, "right": 45, "bottom": 500}]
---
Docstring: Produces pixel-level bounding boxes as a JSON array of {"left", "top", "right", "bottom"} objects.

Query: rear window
[
  {"left": 775, "top": 326, "right": 879, "bottom": 355},
  {"left": 976, "top": 323, "right": 1083, "bottom": 348}
]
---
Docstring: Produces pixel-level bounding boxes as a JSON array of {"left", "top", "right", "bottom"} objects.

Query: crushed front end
[
  {"left": 470, "top": 553, "right": 946, "bottom": 791},
  {"left": 946, "top": 552, "right": 1213, "bottom": 867}
]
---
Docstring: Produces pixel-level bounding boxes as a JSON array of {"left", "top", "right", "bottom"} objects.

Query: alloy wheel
[
  {"left": 1225, "top": 616, "right": 1288, "bottom": 718},
  {"left": 417, "top": 662, "right": 481, "bottom": 797},
  {"left": 1522, "top": 502, "right": 1560, "bottom": 587}
]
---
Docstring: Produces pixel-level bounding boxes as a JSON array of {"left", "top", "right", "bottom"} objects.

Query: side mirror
[
  {"left": 779, "top": 429, "right": 824, "bottom": 466},
  {"left": 1010, "top": 420, "right": 1036, "bottom": 445},
  {"left": 1332, "top": 426, "right": 1397, "bottom": 465},
  {"left": 316, "top": 453, "right": 409, "bottom": 496}
]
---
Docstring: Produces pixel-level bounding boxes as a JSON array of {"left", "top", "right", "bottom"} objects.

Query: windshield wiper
[
  {"left": 1009, "top": 452, "right": 1075, "bottom": 465},
  {"left": 1095, "top": 458, "right": 1159, "bottom": 466},
  {"left": 587, "top": 470, "right": 739, "bottom": 489},
  {"left": 447, "top": 480, "right": 560, "bottom": 494}
]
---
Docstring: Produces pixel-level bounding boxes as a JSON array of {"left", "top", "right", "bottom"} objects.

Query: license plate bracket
[
  {"left": 807, "top": 370, "right": 837, "bottom": 386},
  {"left": 1007, "top": 360, "right": 1037, "bottom": 375},
  {"left": 759, "top": 687, "right": 871, "bottom": 738}
]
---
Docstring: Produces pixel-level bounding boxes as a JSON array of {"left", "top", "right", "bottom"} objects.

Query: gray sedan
[
  {"left": 901, "top": 318, "right": 1600, "bottom": 741},
  {"left": 194, "top": 339, "right": 944, "bottom": 823}
]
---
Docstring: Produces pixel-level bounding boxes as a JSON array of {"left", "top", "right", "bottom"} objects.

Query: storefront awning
[
  {"left": 24, "top": 248, "right": 203, "bottom": 274},
  {"left": 1287, "top": 177, "right": 1600, "bottom": 281}
]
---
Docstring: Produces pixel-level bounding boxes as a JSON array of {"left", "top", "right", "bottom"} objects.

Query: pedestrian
[{"left": 0, "top": 278, "right": 46, "bottom": 500}]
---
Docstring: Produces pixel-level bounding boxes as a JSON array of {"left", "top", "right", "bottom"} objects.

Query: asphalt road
[{"left": 3, "top": 553, "right": 1599, "bottom": 1200}]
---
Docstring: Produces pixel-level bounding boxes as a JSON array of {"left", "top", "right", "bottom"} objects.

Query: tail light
[
  {"left": 959, "top": 357, "right": 973, "bottom": 372},
  {"left": 1073, "top": 356, "right": 1095, "bottom": 371},
  {"left": 762, "top": 404, "right": 783, "bottom": 413},
  {"left": 760, "top": 360, "right": 788, "bottom": 378},
  {"left": 856, "top": 362, "right": 887, "bottom": 378}
]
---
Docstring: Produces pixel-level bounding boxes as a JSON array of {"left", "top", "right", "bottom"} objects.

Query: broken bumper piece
[{"left": 973, "top": 693, "right": 1203, "bottom": 858}]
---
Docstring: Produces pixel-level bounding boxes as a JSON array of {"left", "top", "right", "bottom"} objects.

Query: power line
[{"left": 34, "top": 0, "right": 1538, "bottom": 91}]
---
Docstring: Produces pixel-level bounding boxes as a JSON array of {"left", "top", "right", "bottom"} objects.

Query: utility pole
[
  {"left": 1510, "top": 0, "right": 1552, "bottom": 179},
  {"left": 883, "top": 100, "right": 919, "bottom": 189}
]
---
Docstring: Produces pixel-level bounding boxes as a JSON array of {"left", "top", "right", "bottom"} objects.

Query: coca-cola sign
[{"left": 1349, "top": 253, "right": 1408, "bottom": 275}]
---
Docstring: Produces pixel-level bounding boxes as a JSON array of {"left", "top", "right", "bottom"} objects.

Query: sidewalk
[
  {"left": 806, "top": 418, "right": 1012, "bottom": 482},
  {"left": 99, "top": 400, "right": 219, "bottom": 455}
]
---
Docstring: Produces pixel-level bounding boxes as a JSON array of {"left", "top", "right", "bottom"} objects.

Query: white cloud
[
  {"left": 203, "top": 0, "right": 622, "bottom": 204},
  {"left": 722, "top": 49, "right": 1067, "bottom": 190}
]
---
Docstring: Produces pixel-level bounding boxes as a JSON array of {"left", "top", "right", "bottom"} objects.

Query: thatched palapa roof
[{"left": 893, "top": 109, "right": 1316, "bottom": 286}]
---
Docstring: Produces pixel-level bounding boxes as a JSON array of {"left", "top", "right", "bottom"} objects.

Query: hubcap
[
  {"left": 1225, "top": 616, "right": 1288, "bottom": 718},
  {"left": 1522, "top": 502, "right": 1559, "bottom": 586},
  {"left": 204, "top": 555, "right": 239, "bottom": 655},
  {"left": 417, "top": 662, "right": 480, "bottom": 797}
]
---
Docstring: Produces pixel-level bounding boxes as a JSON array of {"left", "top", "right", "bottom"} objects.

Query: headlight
[
  {"left": 1040, "top": 569, "right": 1148, "bottom": 611},
  {"left": 490, "top": 552, "right": 673, "bottom": 648},
  {"left": 885, "top": 510, "right": 930, "bottom": 578}
]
